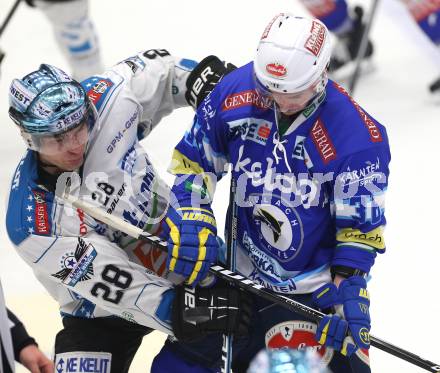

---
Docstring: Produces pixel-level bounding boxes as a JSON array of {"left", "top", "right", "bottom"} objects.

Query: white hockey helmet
[{"left": 254, "top": 13, "right": 332, "bottom": 95}]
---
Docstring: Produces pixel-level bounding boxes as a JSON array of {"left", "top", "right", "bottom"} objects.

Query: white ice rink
[{"left": 0, "top": 0, "right": 439, "bottom": 371}]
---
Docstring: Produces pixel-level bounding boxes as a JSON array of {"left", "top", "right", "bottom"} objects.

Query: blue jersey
[{"left": 169, "top": 62, "right": 390, "bottom": 294}]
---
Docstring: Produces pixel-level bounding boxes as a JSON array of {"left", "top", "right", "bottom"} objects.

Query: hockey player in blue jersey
[{"left": 156, "top": 13, "right": 391, "bottom": 373}]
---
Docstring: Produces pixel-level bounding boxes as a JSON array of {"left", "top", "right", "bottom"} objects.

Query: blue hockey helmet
[{"left": 8, "top": 64, "right": 97, "bottom": 154}]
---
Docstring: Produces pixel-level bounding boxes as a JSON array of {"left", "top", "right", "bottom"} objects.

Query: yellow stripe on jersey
[
  {"left": 336, "top": 226, "right": 385, "bottom": 250},
  {"left": 169, "top": 149, "right": 206, "bottom": 175},
  {"left": 168, "top": 149, "right": 215, "bottom": 197}
]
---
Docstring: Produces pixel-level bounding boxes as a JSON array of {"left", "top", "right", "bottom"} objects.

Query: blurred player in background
[
  {"left": 301, "top": 0, "right": 440, "bottom": 93},
  {"left": 26, "top": 0, "right": 103, "bottom": 80}
]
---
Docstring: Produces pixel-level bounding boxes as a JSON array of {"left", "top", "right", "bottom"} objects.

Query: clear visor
[
  {"left": 23, "top": 105, "right": 97, "bottom": 155},
  {"left": 255, "top": 71, "right": 327, "bottom": 115}
]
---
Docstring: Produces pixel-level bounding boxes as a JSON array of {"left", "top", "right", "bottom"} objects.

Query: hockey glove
[
  {"left": 313, "top": 276, "right": 371, "bottom": 356},
  {"left": 162, "top": 205, "right": 219, "bottom": 286},
  {"left": 185, "top": 55, "right": 237, "bottom": 109},
  {"left": 171, "top": 280, "right": 252, "bottom": 342}
]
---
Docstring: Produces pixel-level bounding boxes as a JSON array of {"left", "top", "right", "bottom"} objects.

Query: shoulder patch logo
[{"left": 83, "top": 78, "right": 114, "bottom": 107}]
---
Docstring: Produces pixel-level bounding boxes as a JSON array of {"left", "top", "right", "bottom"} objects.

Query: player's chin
[{"left": 280, "top": 108, "right": 302, "bottom": 115}]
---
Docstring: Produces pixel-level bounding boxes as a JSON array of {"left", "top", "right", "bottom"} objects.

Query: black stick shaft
[
  {"left": 221, "top": 176, "right": 238, "bottom": 373},
  {"left": 348, "top": 0, "right": 380, "bottom": 95}
]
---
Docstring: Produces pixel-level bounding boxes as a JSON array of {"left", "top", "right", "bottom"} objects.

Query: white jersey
[{"left": 6, "top": 50, "right": 194, "bottom": 334}]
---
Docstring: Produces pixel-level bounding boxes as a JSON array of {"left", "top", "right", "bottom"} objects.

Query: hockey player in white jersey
[{"left": 6, "top": 51, "right": 250, "bottom": 373}]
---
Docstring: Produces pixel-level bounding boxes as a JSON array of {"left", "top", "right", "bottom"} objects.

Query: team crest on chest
[{"left": 250, "top": 194, "right": 304, "bottom": 263}]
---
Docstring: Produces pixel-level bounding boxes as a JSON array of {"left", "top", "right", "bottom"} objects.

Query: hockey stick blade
[{"left": 63, "top": 193, "right": 440, "bottom": 372}]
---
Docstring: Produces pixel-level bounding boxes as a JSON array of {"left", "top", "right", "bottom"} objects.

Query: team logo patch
[
  {"left": 83, "top": 77, "right": 114, "bottom": 107},
  {"left": 52, "top": 237, "right": 96, "bottom": 286},
  {"left": 250, "top": 196, "right": 304, "bottom": 263},
  {"left": 266, "top": 63, "right": 287, "bottom": 78},
  {"left": 55, "top": 351, "right": 111, "bottom": 373},
  {"left": 265, "top": 321, "right": 334, "bottom": 366}
]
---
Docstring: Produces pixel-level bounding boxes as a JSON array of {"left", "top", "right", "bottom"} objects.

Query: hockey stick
[
  {"left": 0, "top": 0, "right": 23, "bottom": 66},
  {"left": 348, "top": 0, "right": 380, "bottom": 95},
  {"left": 61, "top": 191, "right": 440, "bottom": 372},
  {"left": 221, "top": 176, "right": 238, "bottom": 373}
]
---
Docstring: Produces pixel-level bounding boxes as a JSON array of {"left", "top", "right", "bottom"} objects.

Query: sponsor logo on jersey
[
  {"left": 222, "top": 90, "right": 270, "bottom": 111},
  {"left": 261, "top": 13, "right": 284, "bottom": 39},
  {"left": 338, "top": 157, "right": 382, "bottom": 186},
  {"left": 292, "top": 135, "right": 314, "bottom": 168},
  {"left": 337, "top": 226, "right": 385, "bottom": 250},
  {"left": 132, "top": 240, "right": 168, "bottom": 277},
  {"left": 266, "top": 63, "right": 287, "bottom": 77},
  {"left": 76, "top": 208, "right": 88, "bottom": 236},
  {"left": 11, "top": 158, "right": 24, "bottom": 190},
  {"left": 83, "top": 78, "right": 114, "bottom": 106},
  {"left": 107, "top": 109, "right": 138, "bottom": 153},
  {"left": 333, "top": 82, "right": 383, "bottom": 142},
  {"left": 119, "top": 144, "right": 137, "bottom": 174},
  {"left": 33, "top": 191, "right": 50, "bottom": 235},
  {"left": 52, "top": 238, "right": 96, "bottom": 287},
  {"left": 228, "top": 118, "right": 273, "bottom": 146},
  {"left": 265, "top": 321, "right": 334, "bottom": 365},
  {"left": 310, "top": 119, "right": 337, "bottom": 164},
  {"left": 55, "top": 351, "right": 111, "bottom": 373},
  {"left": 304, "top": 20, "right": 326, "bottom": 57}
]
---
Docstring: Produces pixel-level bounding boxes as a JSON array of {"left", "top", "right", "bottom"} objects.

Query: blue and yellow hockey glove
[
  {"left": 162, "top": 205, "right": 219, "bottom": 286},
  {"left": 313, "top": 276, "right": 371, "bottom": 356}
]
